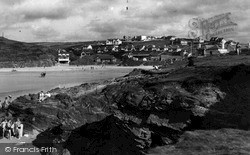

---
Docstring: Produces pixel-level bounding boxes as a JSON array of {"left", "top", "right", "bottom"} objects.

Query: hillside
[
  {"left": 35, "top": 40, "right": 106, "bottom": 49},
  {"left": 0, "top": 37, "right": 57, "bottom": 68}
]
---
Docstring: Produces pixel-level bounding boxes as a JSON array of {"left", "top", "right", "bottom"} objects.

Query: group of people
[
  {"left": 39, "top": 91, "right": 51, "bottom": 102},
  {"left": 0, "top": 118, "right": 23, "bottom": 140},
  {"left": 183, "top": 50, "right": 195, "bottom": 66},
  {"left": 0, "top": 95, "right": 12, "bottom": 109}
]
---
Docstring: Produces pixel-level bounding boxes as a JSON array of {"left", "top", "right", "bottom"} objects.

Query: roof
[
  {"left": 205, "top": 45, "right": 219, "bottom": 50},
  {"left": 150, "top": 51, "right": 162, "bottom": 56},
  {"left": 95, "top": 54, "right": 115, "bottom": 60},
  {"left": 130, "top": 51, "right": 150, "bottom": 57}
]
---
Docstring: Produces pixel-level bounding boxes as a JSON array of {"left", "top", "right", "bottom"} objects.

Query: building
[
  {"left": 94, "top": 54, "right": 117, "bottom": 64},
  {"left": 160, "top": 52, "right": 182, "bottom": 61},
  {"left": 128, "top": 51, "right": 151, "bottom": 61},
  {"left": 150, "top": 51, "right": 162, "bottom": 61},
  {"left": 82, "top": 45, "right": 93, "bottom": 50},
  {"left": 106, "top": 39, "right": 122, "bottom": 45},
  {"left": 58, "top": 49, "right": 70, "bottom": 64},
  {"left": 138, "top": 35, "right": 147, "bottom": 41},
  {"left": 204, "top": 45, "right": 221, "bottom": 56}
]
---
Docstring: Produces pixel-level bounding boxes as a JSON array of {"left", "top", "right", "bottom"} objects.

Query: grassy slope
[
  {"left": 148, "top": 129, "right": 250, "bottom": 155},
  {"left": 146, "top": 55, "right": 250, "bottom": 155},
  {"left": 0, "top": 37, "right": 57, "bottom": 62}
]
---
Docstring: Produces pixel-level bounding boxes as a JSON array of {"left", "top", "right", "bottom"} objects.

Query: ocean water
[{"left": 0, "top": 68, "right": 132, "bottom": 100}]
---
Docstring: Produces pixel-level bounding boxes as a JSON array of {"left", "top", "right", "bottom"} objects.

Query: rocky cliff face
[{"left": 2, "top": 64, "right": 250, "bottom": 155}]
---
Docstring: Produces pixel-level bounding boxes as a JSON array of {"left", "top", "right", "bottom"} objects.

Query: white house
[
  {"left": 58, "top": 49, "right": 70, "bottom": 64},
  {"left": 106, "top": 39, "right": 122, "bottom": 45}
]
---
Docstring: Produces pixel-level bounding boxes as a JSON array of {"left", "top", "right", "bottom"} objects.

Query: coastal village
[{"left": 58, "top": 35, "right": 250, "bottom": 66}]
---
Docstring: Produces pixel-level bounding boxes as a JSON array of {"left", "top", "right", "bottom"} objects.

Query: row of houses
[
  {"left": 125, "top": 51, "right": 183, "bottom": 62},
  {"left": 58, "top": 35, "right": 247, "bottom": 64}
]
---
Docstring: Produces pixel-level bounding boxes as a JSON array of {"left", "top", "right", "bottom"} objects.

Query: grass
[{"left": 148, "top": 129, "right": 250, "bottom": 155}]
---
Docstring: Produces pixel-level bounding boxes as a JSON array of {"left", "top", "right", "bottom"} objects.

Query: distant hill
[
  {"left": 35, "top": 40, "right": 106, "bottom": 49},
  {"left": 0, "top": 37, "right": 57, "bottom": 68}
]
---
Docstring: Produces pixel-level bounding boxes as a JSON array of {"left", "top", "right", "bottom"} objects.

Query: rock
[{"left": 3, "top": 63, "right": 250, "bottom": 154}]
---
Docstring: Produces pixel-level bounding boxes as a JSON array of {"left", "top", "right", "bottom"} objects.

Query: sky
[{"left": 0, "top": 0, "right": 249, "bottom": 43}]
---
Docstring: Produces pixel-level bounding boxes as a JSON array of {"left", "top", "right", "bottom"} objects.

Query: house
[
  {"left": 167, "top": 45, "right": 181, "bottom": 52},
  {"left": 163, "top": 36, "right": 176, "bottom": 40},
  {"left": 58, "top": 49, "right": 70, "bottom": 64},
  {"left": 129, "top": 51, "right": 151, "bottom": 61},
  {"left": 80, "top": 49, "right": 94, "bottom": 58},
  {"left": 134, "top": 45, "right": 145, "bottom": 51},
  {"left": 150, "top": 51, "right": 162, "bottom": 61},
  {"left": 112, "top": 45, "right": 119, "bottom": 52},
  {"left": 94, "top": 54, "right": 117, "bottom": 64},
  {"left": 160, "top": 52, "right": 182, "bottom": 61},
  {"left": 82, "top": 45, "right": 93, "bottom": 50},
  {"left": 137, "top": 35, "right": 147, "bottom": 41},
  {"left": 204, "top": 45, "right": 222, "bottom": 56},
  {"left": 146, "top": 45, "right": 157, "bottom": 51},
  {"left": 181, "top": 40, "right": 188, "bottom": 45},
  {"left": 106, "top": 38, "right": 122, "bottom": 45},
  {"left": 125, "top": 44, "right": 136, "bottom": 52}
]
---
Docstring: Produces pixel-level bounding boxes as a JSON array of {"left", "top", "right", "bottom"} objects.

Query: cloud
[
  {"left": 0, "top": 0, "right": 26, "bottom": 6},
  {"left": 14, "top": 0, "right": 72, "bottom": 21},
  {"left": 0, "top": 0, "right": 250, "bottom": 42},
  {"left": 31, "top": 26, "right": 60, "bottom": 40}
]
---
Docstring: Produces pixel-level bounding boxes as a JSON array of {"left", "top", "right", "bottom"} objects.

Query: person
[
  {"left": 5, "top": 120, "right": 13, "bottom": 139},
  {"left": 12, "top": 118, "right": 23, "bottom": 139},
  {"left": 0, "top": 119, "right": 7, "bottom": 138},
  {"left": 3, "top": 97, "right": 10, "bottom": 109},
  {"left": 45, "top": 92, "right": 51, "bottom": 98},
  {"left": 183, "top": 50, "right": 188, "bottom": 59},
  {"left": 187, "top": 52, "right": 194, "bottom": 66},
  {"left": 39, "top": 91, "right": 45, "bottom": 102},
  {"left": 236, "top": 42, "right": 240, "bottom": 55},
  {"left": 8, "top": 95, "right": 12, "bottom": 102},
  {"left": 0, "top": 100, "right": 2, "bottom": 109}
]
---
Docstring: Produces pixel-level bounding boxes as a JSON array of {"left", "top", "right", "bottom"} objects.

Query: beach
[
  {"left": 0, "top": 65, "right": 153, "bottom": 100},
  {"left": 0, "top": 65, "right": 153, "bottom": 72}
]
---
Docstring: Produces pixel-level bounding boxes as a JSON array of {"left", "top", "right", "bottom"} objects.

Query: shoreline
[{"left": 0, "top": 65, "right": 153, "bottom": 72}]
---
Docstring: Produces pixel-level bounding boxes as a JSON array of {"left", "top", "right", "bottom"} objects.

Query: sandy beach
[
  {"left": 0, "top": 65, "right": 153, "bottom": 72},
  {"left": 0, "top": 65, "right": 153, "bottom": 100}
]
